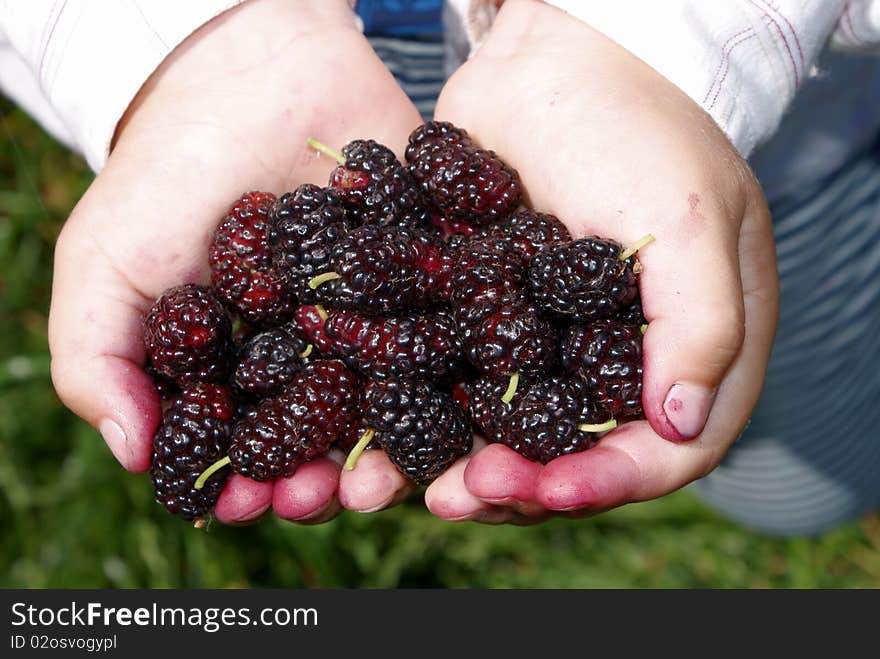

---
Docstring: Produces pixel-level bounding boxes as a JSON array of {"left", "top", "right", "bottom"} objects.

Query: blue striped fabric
[
  {"left": 691, "top": 142, "right": 880, "bottom": 536},
  {"left": 367, "top": 34, "right": 445, "bottom": 120},
  {"left": 358, "top": 0, "right": 445, "bottom": 120}
]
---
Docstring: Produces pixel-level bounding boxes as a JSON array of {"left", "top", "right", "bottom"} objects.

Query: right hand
[{"left": 48, "top": 0, "right": 422, "bottom": 525}]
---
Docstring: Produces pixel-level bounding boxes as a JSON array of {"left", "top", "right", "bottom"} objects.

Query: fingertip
[
  {"left": 95, "top": 359, "right": 161, "bottom": 473},
  {"left": 338, "top": 449, "right": 410, "bottom": 513},
  {"left": 272, "top": 458, "right": 341, "bottom": 521},
  {"left": 213, "top": 474, "right": 273, "bottom": 525},
  {"left": 462, "top": 442, "right": 542, "bottom": 504},
  {"left": 424, "top": 454, "right": 494, "bottom": 521}
]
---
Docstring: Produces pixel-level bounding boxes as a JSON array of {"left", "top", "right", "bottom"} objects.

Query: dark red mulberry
[
  {"left": 324, "top": 308, "right": 463, "bottom": 382},
  {"left": 143, "top": 283, "right": 232, "bottom": 385},
  {"left": 209, "top": 191, "right": 295, "bottom": 327},
  {"left": 309, "top": 224, "right": 451, "bottom": 314},
  {"left": 229, "top": 359, "right": 360, "bottom": 481},
  {"left": 405, "top": 121, "right": 521, "bottom": 225},
  {"left": 290, "top": 304, "right": 335, "bottom": 356},
  {"left": 473, "top": 209, "right": 571, "bottom": 260}
]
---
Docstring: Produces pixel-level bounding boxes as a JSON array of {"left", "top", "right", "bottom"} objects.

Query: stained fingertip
[
  {"left": 424, "top": 455, "right": 495, "bottom": 520},
  {"left": 535, "top": 443, "right": 640, "bottom": 511},
  {"left": 338, "top": 449, "right": 409, "bottom": 513},
  {"left": 213, "top": 474, "right": 273, "bottom": 525},
  {"left": 462, "top": 442, "right": 542, "bottom": 503},
  {"left": 99, "top": 417, "right": 147, "bottom": 473},
  {"left": 101, "top": 360, "right": 162, "bottom": 473},
  {"left": 272, "top": 458, "right": 341, "bottom": 521},
  {"left": 290, "top": 498, "right": 343, "bottom": 525}
]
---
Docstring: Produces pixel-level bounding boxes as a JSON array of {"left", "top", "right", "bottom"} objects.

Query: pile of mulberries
[{"left": 141, "top": 122, "right": 652, "bottom": 523}]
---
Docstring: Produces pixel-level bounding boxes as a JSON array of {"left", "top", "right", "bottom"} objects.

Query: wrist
[{"left": 476, "top": 0, "right": 591, "bottom": 60}]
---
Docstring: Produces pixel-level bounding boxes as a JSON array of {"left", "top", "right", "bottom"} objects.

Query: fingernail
[
  {"left": 662, "top": 383, "right": 715, "bottom": 439},
  {"left": 99, "top": 418, "right": 129, "bottom": 466}
]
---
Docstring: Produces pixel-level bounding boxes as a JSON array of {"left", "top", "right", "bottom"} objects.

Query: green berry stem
[
  {"left": 344, "top": 429, "right": 376, "bottom": 471},
  {"left": 578, "top": 419, "right": 618, "bottom": 433},
  {"left": 308, "top": 272, "right": 342, "bottom": 290},
  {"left": 314, "top": 304, "right": 329, "bottom": 321},
  {"left": 299, "top": 344, "right": 314, "bottom": 359},
  {"left": 640, "top": 324, "right": 648, "bottom": 335},
  {"left": 194, "top": 455, "right": 231, "bottom": 490},
  {"left": 619, "top": 233, "right": 656, "bottom": 261},
  {"left": 307, "top": 137, "right": 346, "bottom": 165},
  {"left": 500, "top": 372, "right": 520, "bottom": 405}
]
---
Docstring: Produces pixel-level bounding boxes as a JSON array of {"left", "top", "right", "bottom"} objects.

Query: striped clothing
[{"left": 690, "top": 138, "right": 880, "bottom": 536}]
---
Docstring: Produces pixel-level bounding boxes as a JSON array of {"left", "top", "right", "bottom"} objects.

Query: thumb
[
  {"left": 639, "top": 193, "right": 746, "bottom": 441},
  {"left": 48, "top": 226, "right": 160, "bottom": 473}
]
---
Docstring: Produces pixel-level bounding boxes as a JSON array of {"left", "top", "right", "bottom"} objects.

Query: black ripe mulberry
[
  {"left": 527, "top": 237, "right": 639, "bottom": 321},
  {"left": 231, "top": 324, "right": 309, "bottom": 398},
  {"left": 150, "top": 383, "right": 235, "bottom": 520},
  {"left": 561, "top": 320, "right": 644, "bottom": 419},
  {"left": 364, "top": 378, "right": 472, "bottom": 485},
  {"left": 269, "top": 184, "right": 350, "bottom": 304},
  {"left": 501, "top": 376, "right": 614, "bottom": 464},
  {"left": 329, "top": 138, "right": 431, "bottom": 230}
]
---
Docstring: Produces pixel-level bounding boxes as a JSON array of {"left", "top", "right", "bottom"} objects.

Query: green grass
[{"left": 2, "top": 98, "right": 879, "bottom": 589}]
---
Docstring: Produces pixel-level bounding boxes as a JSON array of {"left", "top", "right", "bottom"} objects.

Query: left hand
[{"left": 418, "top": 0, "right": 780, "bottom": 524}]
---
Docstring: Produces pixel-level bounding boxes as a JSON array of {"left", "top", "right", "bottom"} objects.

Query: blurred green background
[{"left": 2, "top": 97, "right": 879, "bottom": 589}]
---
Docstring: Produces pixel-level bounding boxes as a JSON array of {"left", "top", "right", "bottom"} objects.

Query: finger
[
  {"left": 425, "top": 438, "right": 499, "bottom": 521},
  {"left": 213, "top": 474, "right": 274, "bottom": 525},
  {"left": 425, "top": 457, "right": 517, "bottom": 524},
  {"left": 637, "top": 189, "right": 747, "bottom": 442},
  {"left": 338, "top": 448, "right": 416, "bottom": 513},
  {"left": 537, "top": 212, "right": 778, "bottom": 510},
  {"left": 425, "top": 438, "right": 543, "bottom": 523},
  {"left": 48, "top": 230, "right": 159, "bottom": 473},
  {"left": 272, "top": 457, "right": 342, "bottom": 523},
  {"left": 461, "top": 443, "right": 546, "bottom": 516}
]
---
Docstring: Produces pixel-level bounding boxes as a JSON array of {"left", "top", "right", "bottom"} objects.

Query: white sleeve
[
  {"left": 0, "top": 0, "right": 245, "bottom": 172},
  {"left": 542, "top": 1, "right": 848, "bottom": 157},
  {"left": 830, "top": 0, "right": 880, "bottom": 52}
]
